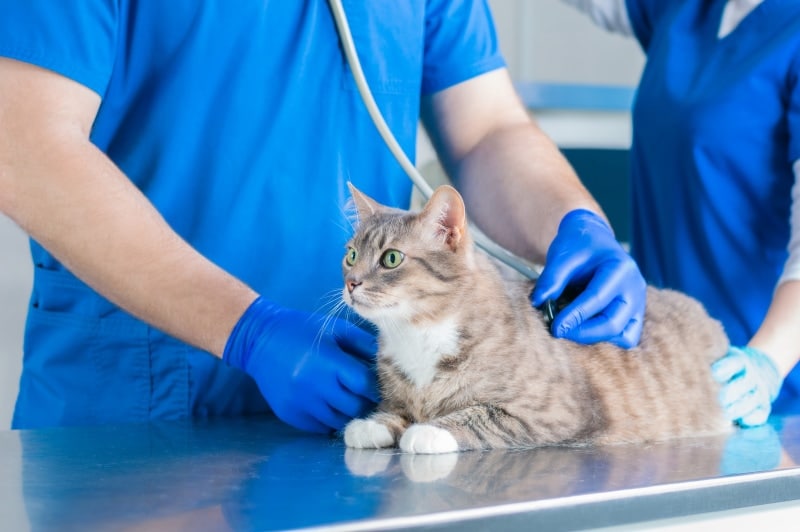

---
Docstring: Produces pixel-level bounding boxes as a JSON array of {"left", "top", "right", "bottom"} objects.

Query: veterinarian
[
  {"left": 565, "top": 0, "right": 800, "bottom": 426},
  {"left": 0, "top": 1, "right": 646, "bottom": 431}
]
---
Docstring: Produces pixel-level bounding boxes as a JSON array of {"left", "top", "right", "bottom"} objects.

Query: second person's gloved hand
[
  {"left": 531, "top": 209, "right": 646, "bottom": 348},
  {"left": 223, "top": 296, "right": 379, "bottom": 434},
  {"left": 712, "top": 346, "right": 782, "bottom": 427}
]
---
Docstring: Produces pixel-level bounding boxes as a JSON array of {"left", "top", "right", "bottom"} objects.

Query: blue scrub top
[
  {"left": 0, "top": 0, "right": 505, "bottom": 428},
  {"left": 626, "top": 0, "right": 800, "bottom": 413}
]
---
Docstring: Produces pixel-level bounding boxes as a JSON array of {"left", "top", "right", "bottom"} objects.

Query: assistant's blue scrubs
[
  {"left": 0, "top": 0, "right": 505, "bottom": 428},
  {"left": 626, "top": 0, "right": 800, "bottom": 413}
]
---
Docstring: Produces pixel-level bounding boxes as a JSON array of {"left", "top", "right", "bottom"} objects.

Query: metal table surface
[{"left": 1, "top": 415, "right": 799, "bottom": 531}]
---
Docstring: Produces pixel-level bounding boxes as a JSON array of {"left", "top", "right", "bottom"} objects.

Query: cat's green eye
[
  {"left": 380, "top": 249, "right": 405, "bottom": 269},
  {"left": 345, "top": 247, "right": 358, "bottom": 267}
]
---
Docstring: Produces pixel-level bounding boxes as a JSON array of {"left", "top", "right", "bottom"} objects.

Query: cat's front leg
[
  {"left": 344, "top": 410, "right": 409, "bottom": 449},
  {"left": 400, "top": 403, "right": 531, "bottom": 453}
]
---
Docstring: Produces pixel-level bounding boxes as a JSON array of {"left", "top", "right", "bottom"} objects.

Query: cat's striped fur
[{"left": 342, "top": 184, "right": 730, "bottom": 453}]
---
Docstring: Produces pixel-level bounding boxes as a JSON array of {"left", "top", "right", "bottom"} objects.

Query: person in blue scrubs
[
  {"left": 0, "top": 1, "right": 646, "bottom": 431},
  {"left": 566, "top": 0, "right": 800, "bottom": 426}
]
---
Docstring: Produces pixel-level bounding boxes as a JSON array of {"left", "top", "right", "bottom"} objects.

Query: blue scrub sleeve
[
  {"left": 0, "top": 0, "right": 117, "bottom": 96},
  {"left": 421, "top": 0, "right": 506, "bottom": 95}
]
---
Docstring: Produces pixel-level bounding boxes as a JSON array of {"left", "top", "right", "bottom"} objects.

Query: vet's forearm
[
  {"left": 453, "top": 120, "right": 604, "bottom": 264},
  {"left": 421, "top": 69, "right": 605, "bottom": 264}
]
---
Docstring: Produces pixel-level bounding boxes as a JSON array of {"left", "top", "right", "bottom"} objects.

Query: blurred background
[{"left": 0, "top": 1, "right": 644, "bottom": 428}]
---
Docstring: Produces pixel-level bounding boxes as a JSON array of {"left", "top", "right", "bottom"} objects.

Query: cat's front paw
[
  {"left": 399, "top": 424, "right": 458, "bottom": 454},
  {"left": 344, "top": 418, "right": 395, "bottom": 449}
]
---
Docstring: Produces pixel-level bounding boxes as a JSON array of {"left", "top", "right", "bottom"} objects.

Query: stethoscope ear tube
[{"left": 327, "top": 0, "right": 541, "bottom": 281}]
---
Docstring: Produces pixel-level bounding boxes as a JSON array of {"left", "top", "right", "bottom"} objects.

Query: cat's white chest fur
[{"left": 377, "top": 316, "right": 459, "bottom": 388}]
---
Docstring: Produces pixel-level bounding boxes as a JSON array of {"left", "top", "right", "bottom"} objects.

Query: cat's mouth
[
  {"left": 344, "top": 290, "right": 398, "bottom": 317},
  {"left": 343, "top": 290, "right": 369, "bottom": 310}
]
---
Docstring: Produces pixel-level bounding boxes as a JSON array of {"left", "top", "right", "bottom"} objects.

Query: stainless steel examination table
[{"left": 1, "top": 415, "right": 799, "bottom": 531}]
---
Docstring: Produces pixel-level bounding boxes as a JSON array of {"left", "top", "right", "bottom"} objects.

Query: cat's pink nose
[{"left": 346, "top": 279, "right": 362, "bottom": 294}]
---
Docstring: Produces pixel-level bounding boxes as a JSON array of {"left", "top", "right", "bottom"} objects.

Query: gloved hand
[
  {"left": 711, "top": 346, "right": 782, "bottom": 427},
  {"left": 223, "top": 296, "right": 379, "bottom": 434},
  {"left": 531, "top": 209, "right": 646, "bottom": 348}
]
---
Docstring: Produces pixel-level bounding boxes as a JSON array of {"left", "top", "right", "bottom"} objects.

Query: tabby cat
[{"left": 341, "top": 183, "right": 730, "bottom": 454}]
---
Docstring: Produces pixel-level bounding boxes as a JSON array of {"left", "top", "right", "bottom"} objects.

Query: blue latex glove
[
  {"left": 711, "top": 346, "right": 781, "bottom": 428},
  {"left": 531, "top": 209, "right": 646, "bottom": 348},
  {"left": 223, "top": 296, "right": 379, "bottom": 434}
]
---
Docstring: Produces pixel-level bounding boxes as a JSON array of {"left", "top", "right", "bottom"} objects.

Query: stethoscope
[{"left": 327, "top": 0, "right": 541, "bottom": 282}]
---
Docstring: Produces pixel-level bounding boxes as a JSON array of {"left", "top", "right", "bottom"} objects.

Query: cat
[{"left": 341, "top": 183, "right": 730, "bottom": 454}]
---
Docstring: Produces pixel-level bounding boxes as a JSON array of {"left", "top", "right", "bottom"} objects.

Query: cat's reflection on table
[{"left": 345, "top": 421, "right": 789, "bottom": 499}]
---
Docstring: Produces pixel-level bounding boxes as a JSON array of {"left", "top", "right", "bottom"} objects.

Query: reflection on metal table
[{"left": 1, "top": 415, "right": 799, "bottom": 531}]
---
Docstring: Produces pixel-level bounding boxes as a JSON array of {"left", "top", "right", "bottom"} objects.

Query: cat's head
[{"left": 342, "top": 183, "right": 476, "bottom": 325}]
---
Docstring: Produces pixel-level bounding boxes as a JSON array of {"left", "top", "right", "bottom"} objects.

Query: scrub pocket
[{"left": 12, "top": 266, "right": 181, "bottom": 428}]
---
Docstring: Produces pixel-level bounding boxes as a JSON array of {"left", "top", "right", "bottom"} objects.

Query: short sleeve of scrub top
[
  {"left": 421, "top": 0, "right": 505, "bottom": 94},
  {"left": 0, "top": 0, "right": 116, "bottom": 95}
]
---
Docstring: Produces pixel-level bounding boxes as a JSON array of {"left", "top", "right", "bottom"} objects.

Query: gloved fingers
[
  {"left": 550, "top": 262, "right": 642, "bottom": 340},
  {"left": 556, "top": 297, "right": 616, "bottom": 343},
  {"left": 281, "top": 410, "right": 337, "bottom": 434},
  {"left": 737, "top": 405, "right": 770, "bottom": 428},
  {"left": 332, "top": 321, "right": 379, "bottom": 362},
  {"left": 531, "top": 248, "right": 590, "bottom": 306},
  {"left": 533, "top": 209, "right": 618, "bottom": 305},
  {"left": 711, "top": 350, "right": 747, "bottom": 384},
  {"left": 569, "top": 317, "right": 641, "bottom": 349},
  {"left": 722, "top": 390, "right": 763, "bottom": 422},
  {"left": 617, "top": 315, "right": 644, "bottom": 348},
  {"left": 308, "top": 400, "right": 353, "bottom": 432},
  {"left": 553, "top": 296, "right": 630, "bottom": 344},
  {"left": 327, "top": 383, "right": 377, "bottom": 419},
  {"left": 549, "top": 281, "right": 605, "bottom": 339},
  {"left": 718, "top": 374, "right": 758, "bottom": 408},
  {"left": 560, "top": 319, "right": 640, "bottom": 349},
  {"left": 337, "top": 357, "right": 380, "bottom": 404}
]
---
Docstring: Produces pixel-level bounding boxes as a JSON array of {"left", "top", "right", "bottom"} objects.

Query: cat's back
[
  {"left": 575, "top": 286, "right": 730, "bottom": 443},
  {"left": 639, "top": 286, "right": 728, "bottom": 362}
]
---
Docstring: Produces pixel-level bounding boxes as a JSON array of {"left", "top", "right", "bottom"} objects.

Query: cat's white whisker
[{"left": 307, "top": 290, "right": 353, "bottom": 350}]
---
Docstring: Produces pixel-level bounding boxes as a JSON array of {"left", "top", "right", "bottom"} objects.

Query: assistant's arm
[
  {"left": 739, "top": 160, "right": 800, "bottom": 383},
  {"left": 711, "top": 163, "right": 800, "bottom": 427},
  {"left": 756, "top": 161, "right": 800, "bottom": 377},
  {"left": 0, "top": 57, "right": 257, "bottom": 357},
  {"left": 749, "top": 282, "right": 800, "bottom": 378}
]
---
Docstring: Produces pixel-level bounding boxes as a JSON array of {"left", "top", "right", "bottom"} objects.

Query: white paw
[
  {"left": 344, "top": 419, "right": 395, "bottom": 448},
  {"left": 399, "top": 424, "right": 458, "bottom": 454},
  {"left": 400, "top": 453, "right": 459, "bottom": 482}
]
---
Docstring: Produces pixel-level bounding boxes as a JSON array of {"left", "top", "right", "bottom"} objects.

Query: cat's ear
[
  {"left": 347, "top": 182, "right": 381, "bottom": 221},
  {"left": 420, "top": 185, "right": 467, "bottom": 251}
]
